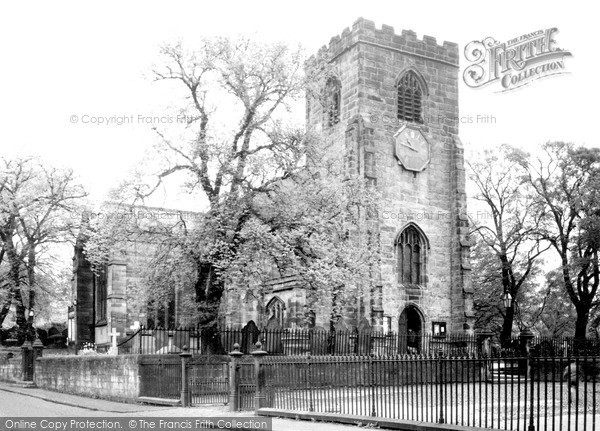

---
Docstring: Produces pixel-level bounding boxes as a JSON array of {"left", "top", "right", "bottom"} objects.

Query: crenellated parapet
[{"left": 313, "top": 17, "right": 459, "bottom": 67}]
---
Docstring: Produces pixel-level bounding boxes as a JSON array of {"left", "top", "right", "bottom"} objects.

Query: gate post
[
  {"left": 21, "top": 340, "right": 33, "bottom": 381},
  {"left": 32, "top": 337, "right": 44, "bottom": 381},
  {"left": 251, "top": 341, "right": 268, "bottom": 413},
  {"left": 478, "top": 330, "right": 493, "bottom": 380},
  {"left": 180, "top": 345, "right": 192, "bottom": 407},
  {"left": 228, "top": 343, "right": 243, "bottom": 411}
]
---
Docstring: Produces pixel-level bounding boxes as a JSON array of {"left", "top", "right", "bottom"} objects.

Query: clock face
[{"left": 394, "top": 125, "right": 431, "bottom": 172}]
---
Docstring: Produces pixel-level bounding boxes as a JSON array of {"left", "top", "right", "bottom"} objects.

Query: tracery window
[
  {"left": 325, "top": 77, "right": 341, "bottom": 126},
  {"left": 266, "top": 296, "right": 285, "bottom": 327},
  {"left": 396, "top": 225, "right": 427, "bottom": 285}
]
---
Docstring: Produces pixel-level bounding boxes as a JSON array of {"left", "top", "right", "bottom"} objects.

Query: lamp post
[
  {"left": 27, "top": 309, "right": 35, "bottom": 342},
  {"left": 502, "top": 290, "right": 513, "bottom": 310},
  {"left": 501, "top": 290, "right": 514, "bottom": 348}
]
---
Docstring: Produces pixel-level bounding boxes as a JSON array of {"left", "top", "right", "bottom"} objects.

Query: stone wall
[
  {"left": 0, "top": 348, "right": 22, "bottom": 382},
  {"left": 35, "top": 355, "right": 140, "bottom": 401}
]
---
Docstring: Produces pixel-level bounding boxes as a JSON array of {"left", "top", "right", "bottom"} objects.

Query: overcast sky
[{"left": 0, "top": 0, "right": 596, "bottom": 210}]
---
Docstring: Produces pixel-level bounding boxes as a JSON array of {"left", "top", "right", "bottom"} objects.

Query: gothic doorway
[{"left": 398, "top": 305, "right": 423, "bottom": 354}]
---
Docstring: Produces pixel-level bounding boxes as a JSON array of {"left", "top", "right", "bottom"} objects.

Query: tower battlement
[{"left": 317, "top": 17, "right": 459, "bottom": 67}]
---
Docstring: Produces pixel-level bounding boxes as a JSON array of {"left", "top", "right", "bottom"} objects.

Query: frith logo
[{"left": 463, "top": 28, "right": 572, "bottom": 92}]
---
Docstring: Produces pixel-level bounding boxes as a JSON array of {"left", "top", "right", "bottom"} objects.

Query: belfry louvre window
[
  {"left": 397, "top": 71, "right": 424, "bottom": 123},
  {"left": 397, "top": 225, "right": 426, "bottom": 285},
  {"left": 326, "top": 77, "right": 341, "bottom": 126}
]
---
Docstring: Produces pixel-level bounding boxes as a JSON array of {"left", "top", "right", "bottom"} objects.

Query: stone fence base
[{"left": 34, "top": 355, "right": 140, "bottom": 401}]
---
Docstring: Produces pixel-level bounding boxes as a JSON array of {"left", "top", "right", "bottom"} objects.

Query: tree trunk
[
  {"left": 7, "top": 245, "right": 27, "bottom": 337},
  {"left": 194, "top": 261, "right": 224, "bottom": 352},
  {"left": 500, "top": 305, "right": 515, "bottom": 347},
  {"left": 574, "top": 305, "right": 589, "bottom": 340},
  {"left": 26, "top": 245, "right": 36, "bottom": 341},
  {"left": 498, "top": 251, "right": 515, "bottom": 347},
  {"left": 0, "top": 296, "right": 13, "bottom": 327},
  {"left": 13, "top": 290, "right": 25, "bottom": 325}
]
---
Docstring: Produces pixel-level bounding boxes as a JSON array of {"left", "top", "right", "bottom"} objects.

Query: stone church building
[
  {"left": 70, "top": 18, "right": 474, "bottom": 349},
  {"left": 224, "top": 18, "right": 474, "bottom": 337}
]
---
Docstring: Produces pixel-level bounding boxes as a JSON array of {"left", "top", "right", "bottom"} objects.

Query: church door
[{"left": 398, "top": 306, "right": 423, "bottom": 354}]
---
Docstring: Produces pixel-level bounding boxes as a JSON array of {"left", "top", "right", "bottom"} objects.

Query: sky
[{"left": 0, "top": 0, "right": 597, "bottom": 211}]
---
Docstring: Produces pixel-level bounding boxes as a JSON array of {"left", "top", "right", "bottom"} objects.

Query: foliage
[
  {"left": 521, "top": 142, "right": 600, "bottom": 339},
  {"left": 83, "top": 37, "right": 379, "bottom": 334},
  {"left": 467, "top": 144, "right": 547, "bottom": 341},
  {"left": 78, "top": 342, "right": 99, "bottom": 355},
  {"left": 521, "top": 269, "right": 576, "bottom": 337},
  {"left": 0, "top": 156, "right": 86, "bottom": 338},
  {"left": 471, "top": 238, "right": 504, "bottom": 333}
]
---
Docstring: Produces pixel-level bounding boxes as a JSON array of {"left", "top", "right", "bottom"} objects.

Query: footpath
[{"left": 0, "top": 383, "right": 363, "bottom": 431}]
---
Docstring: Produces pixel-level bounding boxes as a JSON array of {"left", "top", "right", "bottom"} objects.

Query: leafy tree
[
  {"left": 467, "top": 145, "right": 548, "bottom": 344},
  {"left": 522, "top": 142, "right": 600, "bottom": 340},
  {"left": 84, "top": 38, "right": 378, "bottom": 340},
  {"left": 471, "top": 235, "right": 545, "bottom": 336},
  {"left": 520, "top": 269, "right": 576, "bottom": 337},
  {"left": 589, "top": 305, "right": 600, "bottom": 339},
  {"left": 0, "top": 157, "right": 86, "bottom": 339},
  {"left": 471, "top": 238, "right": 504, "bottom": 333}
]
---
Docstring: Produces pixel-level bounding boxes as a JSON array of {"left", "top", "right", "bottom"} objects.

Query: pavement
[{"left": 0, "top": 383, "right": 365, "bottom": 431}]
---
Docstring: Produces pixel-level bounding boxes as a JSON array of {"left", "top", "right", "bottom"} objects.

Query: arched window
[
  {"left": 325, "top": 77, "right": 341, "bottom": 126},
  {"left": 397, "top": 71, "right": 424, "bottom": 124},
  {"left": 396, "top": 225, "right": 427, "bottom": 286},
  {"left": 94, "top": 266, "right": 107, "bottom": 323},
  {"left": 266, "top": 296, "right": 285, "bottom": 327}
]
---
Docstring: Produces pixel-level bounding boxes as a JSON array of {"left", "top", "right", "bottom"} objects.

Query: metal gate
[
  {"left": 139, "top": 356, "right": 181, "bottom": 399},
  {"left": 237, "top": 361, "right": 256, "bottom": 410},
  {"left": 188, "top": 359, "right": 230, "bottom": 405},
  {"left": 139, "top": 356, "right": 230, "bottom": 404}
]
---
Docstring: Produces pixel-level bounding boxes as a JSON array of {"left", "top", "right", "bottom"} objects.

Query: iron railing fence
[
  {"left": 495, "top": 335, "right": 600, "bottom": 357},
  {"left": 118, "top": 327, "right": 480, "bottom": 356},
  {"left": 138, "top": 354, "right": 231, "bottom": 405},
  {"left": 117, "top": 326, "right": 600, "bottom": 358},
  {"left": 261, "top": 354, "right": 600, "bottom": 431}
]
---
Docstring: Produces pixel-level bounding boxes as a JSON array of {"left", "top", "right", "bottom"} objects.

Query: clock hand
[{"left": 399, "top": 142, "right": 418, "bottom": 152}]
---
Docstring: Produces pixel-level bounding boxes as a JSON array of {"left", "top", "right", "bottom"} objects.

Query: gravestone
[
  {"left": 310, "top": 326, "right": 328, "bottom": 355},
  {"left": 264, "top": 318, "right": 283, "bottom": 354},
  {"left": 108, "top": 328, "right": 120, "bottom": 355},
  {"left": 357, "top": 317, "right": 372, "bottom": 355},
  {"left": 333, "top": 318, "right": 355, "bottom": 355},
  {"left": 241, "top": 321, "right": 260, "bottom": 354}
]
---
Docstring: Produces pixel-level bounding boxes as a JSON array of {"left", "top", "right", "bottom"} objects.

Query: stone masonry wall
[
  {"left": 0, "top": 348, "right": 22, "bottom": 383},
  {"left": 35, "top": 355, "right": 140, "bottom": 401}
]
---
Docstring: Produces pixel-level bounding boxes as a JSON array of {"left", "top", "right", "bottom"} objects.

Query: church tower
[{"left": 307, "top": 18, "right": 474, "bottom": 336}]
